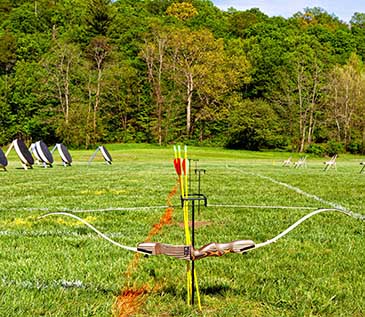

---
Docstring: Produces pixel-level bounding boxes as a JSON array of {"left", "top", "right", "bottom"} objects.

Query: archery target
[
  {"left": 13, "top": 139, "right": 34, "bottom": 166},
  {"left": 56, "top": 143, "right": 72, "bottom": 165},
  {"left": 30, "top": 143, "right": 42, "bottom": 162},
  {"left": 100, "top": 146, "right": 112, "bottom": 164},
  {"left": 0, "top": 147, "right": 8, "bottom": 167},
  {"left": 35, "top": 141, "right": 54, "bottom": 165}
]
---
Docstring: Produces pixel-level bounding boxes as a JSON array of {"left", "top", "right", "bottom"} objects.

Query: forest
[{"left": 1, "top": 0, "right": 365, "bottom": 154}]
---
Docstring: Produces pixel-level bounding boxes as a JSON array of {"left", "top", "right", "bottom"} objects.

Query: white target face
[{"left": 100, "top": 146, "right": 112, "bottom": 163}]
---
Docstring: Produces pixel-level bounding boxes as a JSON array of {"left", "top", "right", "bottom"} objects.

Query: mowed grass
[{"left": 0, "top": 144, "right": 364, "bottom": 316}]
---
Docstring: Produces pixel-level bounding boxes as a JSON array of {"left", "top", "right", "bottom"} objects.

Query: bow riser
[{"left": 137, "top": 240, "right": 255, "bottom": 261}]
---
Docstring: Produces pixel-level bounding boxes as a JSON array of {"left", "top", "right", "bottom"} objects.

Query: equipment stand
[{"left": 181, "top": 193, "right": 207, "bottom": 306}]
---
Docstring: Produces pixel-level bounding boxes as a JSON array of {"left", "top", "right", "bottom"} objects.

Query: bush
[
  {"left": 225, "top": 99, "right": 288, "bottom": 150},
  {"left": 347, "top": 141, "right": 361, "bottom": 154},
  {"left": 305, "top": 143, "right": 326, "bottom": 156},
  {"left": 326, "top": 141, "right": 344, "bottom": 156}
]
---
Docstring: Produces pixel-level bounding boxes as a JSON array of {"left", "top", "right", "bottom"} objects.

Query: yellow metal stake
[{"left": 174, "top": 145, "right": 202, "bottom": 310}]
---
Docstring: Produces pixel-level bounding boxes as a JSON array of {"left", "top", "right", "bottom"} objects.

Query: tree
[
  {"left": 326, "top": 53, "right": 365, "bottom": 149},
  {"left": 102, "top": 57, "right": 142, "bottom": 143},
  {"left": 0, "top": 31, "right": 17, "bottom": 75},
  {"left": 194, "top": 37, "right": 251, "bottom": 141},
  {"left": 226, "top": 98, "right": 286, "bottom": 150},
  {"left": 165, "top": 27, "right": 250, "bottom": 137},
  {"left": 42, "top": 40, "right": 82, "bottom": 126},
  {"left": 41, "top": 39, "right": 87, "bottom": 145},
  {"left": 85, "top": 0, "right": 113, "bottom": 37},
  {"left": 266, "top": 31, "right": 331, "bottom": 152},
  {"left": 166, "top": 2, "right": 198, "bottom": 21},
  {"left": 350, "top": 12, "right": 365, "bottom": 62},
  {"left": 226, "top": 8, "right": 268, "bottom": 38},
  {"left": 350, "top": 12, "right": 365, "bottom": 28},
  {"left": 140, "top": 24, "right": 169, "bottom": 145},
  {"left": 10, "top": 60, "right": 53, "bottom": 142},
  {"left": 86, "top": 36, "right": 111, "bottom": 145}
]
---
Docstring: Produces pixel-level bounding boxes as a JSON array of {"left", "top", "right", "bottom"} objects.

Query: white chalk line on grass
[
  {"left": 1, "top": 204, "right": 318, "bottom": 214},
  {"left": 0, "top": 277, "right": 116, "bottom": 292},
  {"left": 1, "top": 277, "right": 85, "bottom": 290},
  {"left": 208, "top": 204, "right": 316, "bottom": 210},
  {"left": 228, "top": 166, "right": 365, "bottom": 220},
  {"left": 0, "top": 205, "right": 170, "bottom": 213},
  {"left": 254, "top": 173, "right": 350, "bottom": 211},
  {"left": 0, "top": 230, "right": 127, "bottom": 238}
]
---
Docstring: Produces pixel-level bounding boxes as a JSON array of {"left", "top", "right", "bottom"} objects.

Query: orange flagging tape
[{"left": 114, "top": 182, "right": 178, "bottom": 316}]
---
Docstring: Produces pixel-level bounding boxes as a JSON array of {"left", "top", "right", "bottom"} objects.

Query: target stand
[
  {"left": 88, "top": 146, "right": 112, "bottom": 166},
  {"left": 29, "top": 143, "right": 42, "bottom": 165},
  {"left": 6, "top": 139, "right": 34, "bottom": 170},
  {"left": 51, "top": 143, "right": 72, "bottom": 167},
  {"left": 0, "top": 147, "right": 8, "bottom": 171},
  {"left": 29, "top": 141, "right": 54, "bottom": 168}
]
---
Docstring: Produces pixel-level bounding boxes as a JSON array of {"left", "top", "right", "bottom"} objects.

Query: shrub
[
  {"left": 326, "top": 141, "right": 344, "bottom": 156},
  {"left": 225, "top": 99, "right": 288, "bottom": 150},
  {"left": 305, "top": 143, "right": 325, "bottom": 156}
]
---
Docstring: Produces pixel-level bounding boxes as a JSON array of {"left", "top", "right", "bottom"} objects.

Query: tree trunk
[
  {"left": 186, "top": 73, "right": 193, "bottom": 136},
  {"left": 297, "top": 65, "right": 306, "bottom": 152},
  {"left": 94, "top": 61, "right": 102, "bottom": 141}
]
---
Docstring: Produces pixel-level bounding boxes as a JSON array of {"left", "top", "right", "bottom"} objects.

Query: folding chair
[
  {"left": 294, "top": 156, "right": 307, "bottom": 168},
  {"left": 282, "top": 156, "right": 292, "bottom": 167},
  {"left": 323, "top": 154, "right": 337, "bottom": 171},
  {"left": 360, "top": 162, "right": 365, "bottom": 174}
]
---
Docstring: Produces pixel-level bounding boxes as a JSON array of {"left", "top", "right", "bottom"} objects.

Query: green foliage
[
  {"left": 305, "top": 143, "right": 326, "bottom": 156},
  {"left": 0, "top": 30, "right": 16, "bottom": 74},
  {"left": 326, "top": 140, "right": 345, "bottom": 156},
  {"left": 347, "top": 140, "right": 363, "bottom": 154},
  {"left": 226, "top": 98, "right": 287, "bottom": 150},
  {"left": 0, "top": 0, "right": 364, "bottom": 152},
  {"left": 166, "top": 2, "right": 198, "bottom": 21},
  {"left": 85, "top": 0, "right": 113, "bottom": 37},
  {"left": 0, "top": 99, "right": 15, "bottom": 144}
]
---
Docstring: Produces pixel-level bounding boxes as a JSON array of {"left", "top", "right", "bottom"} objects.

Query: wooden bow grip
[
  {"left": 192, "top": 240, "right": 255, "bottom": 260},
  {"left": 137, "top": 240, "right": 255, "bottom": 261}
]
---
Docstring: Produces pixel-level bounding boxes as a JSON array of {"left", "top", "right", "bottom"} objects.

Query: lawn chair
[
  {"left": 323, "top": 154, "right": 337, "bottom": 171},
  {"left": 282, "top": 156, "right": 292, "bottom": 167},
  {"left": 360, "top": 161, "right": 365, "bottom": 174},
  {"left": 293, "top": 156, "right": 307, "bottom": 168}
]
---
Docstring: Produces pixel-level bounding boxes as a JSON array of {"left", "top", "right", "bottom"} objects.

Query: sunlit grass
[{"left": 0, "top": 144, "right": 364, "bottom": 316}]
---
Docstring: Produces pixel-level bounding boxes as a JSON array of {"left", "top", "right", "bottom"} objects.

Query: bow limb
[
  {"left": 38, "top": 212, "right": 147, "bottom": 255},
  {"left": 137, "top": 208, "right": 365, "bottom": 260},
  {"left": 252, "top": 208, "right": 364, "bottom": 251}
]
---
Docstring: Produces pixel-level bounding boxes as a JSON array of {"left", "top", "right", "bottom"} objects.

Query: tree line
[{"left": 1, "top": 0, "right": 365, "bottom": 154}]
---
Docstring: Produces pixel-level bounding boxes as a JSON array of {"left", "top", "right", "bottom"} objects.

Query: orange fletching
[
  {"left": 182, "top": 159, "right": 188, "bottom": 175},
  {"left": 174, "top": 158, "right": 181, "bottom": 175}
]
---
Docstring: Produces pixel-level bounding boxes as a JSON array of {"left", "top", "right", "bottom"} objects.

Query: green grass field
[{"left": 1, "top": 144, "right": 364, "bottom": 316}]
